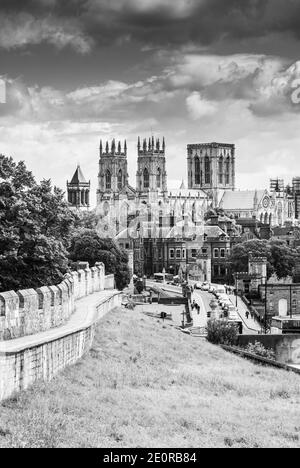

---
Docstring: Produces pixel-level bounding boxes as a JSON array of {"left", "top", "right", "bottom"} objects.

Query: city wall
[
  {"left": 238, "top": 334, "right": 300, "bottom": 366},
  {"left": 0, "top": 263, "right": 122, "bottom": 401},
  {"left": 0, "top": 263, "right": 106, "bottom": 341}
]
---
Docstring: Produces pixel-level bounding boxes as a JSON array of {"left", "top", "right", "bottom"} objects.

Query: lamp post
[
  {"left": 235, "top": 273, "right": 238, "bottom": 308},
  {"left": 264, "top": 280, "right": 268, "bottom": 335}
]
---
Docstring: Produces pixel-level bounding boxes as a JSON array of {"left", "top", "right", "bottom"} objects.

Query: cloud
[
  {"left": 1, "top": 1, "right": 300, "bottom": 53},
  {"left": 0, "top": 11, "right": 92, "bottom": 53},
  {"left": 186, "top": 92, "right": 217, "bottom": 119}
]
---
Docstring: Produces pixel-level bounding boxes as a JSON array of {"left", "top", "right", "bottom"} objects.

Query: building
[
  {"left": 187, "top": 142, "right": 235, "bottom": 206},
  {"left": 68, "top": 135, "right": 297, "bottom": 280},
  {"left": 219, "top": 187, "right": 295, "bottom": 227},
  {"left": 67, "top": 165, "right": 90, "bottom": 210}
]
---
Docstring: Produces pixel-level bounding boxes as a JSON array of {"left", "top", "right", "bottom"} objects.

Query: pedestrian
[
  {"left": 197, "top": 304, "right": 200, "bottom": 315},
  {"left": 246, "top": 311, "right": 249, "bottom": 320},
  {"left": 191, "top": 300, "right": 196, "bottom": 311}
]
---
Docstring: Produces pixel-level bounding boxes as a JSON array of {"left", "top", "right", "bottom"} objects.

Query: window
[
  {"left": 195, "top": 156, "right": 200, "bottom": 185},
  {"left": 205, "top": 157, "right": 211, "bottom": 184},
  {"left": 176, "top": 249, "right": 181, "bottom": 259},
  {"left": 169, "top": 249, "right": 175, "bottom": 259},
  {"left": 202, "top": 248, "right": 207, "bottom": 254},
  {"left": 220, "top": 249, "right": 225, "bottom": 258},
  {"left": 144, "top": 168, "right": 150, "bottom": 189},
  {"left": 182, "top": 249, "right": 186, "bottom": 259},
  {"left": 192, "top": 249, "right": 197, "bottom": 258},
  {"left": 214, "top": 248, "right": 219, "bottom": 258},
  {"left": 157, "top": 168, "right": 161, "bottom": 188},
  {"left": 218, "top": 157, "right": 223, "bottom": 184},
  {"left": 170, "top": 211, "right": 175, "bottom": 228},
  {"left": 118, "top": 169, "right": 123, "bottom": 190},
  {"left": 105, "top": 170, "right": 111, "bottom": 190},
  {"left": 225, "top": 157, "right": 230, "bottom": 185}
]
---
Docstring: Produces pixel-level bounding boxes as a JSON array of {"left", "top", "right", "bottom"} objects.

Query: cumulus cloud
[
  {"left": 186, "top": 92, "right": 217, "bottom": 119},
  {"left": 1, "top": 1, "right": 300, "bottom": 53},
  {"left": 0, "top": 11, "right": 92, "bottom": 53}
]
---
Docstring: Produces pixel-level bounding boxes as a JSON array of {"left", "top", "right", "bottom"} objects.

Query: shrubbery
[
  {"left": 245, "top": 342, "right": 275, "bottom": 361},
  {"left": 206, "top": 320, "right": 238, "bottom": 346}
]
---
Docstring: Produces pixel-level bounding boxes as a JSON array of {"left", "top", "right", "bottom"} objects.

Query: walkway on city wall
[{"left": 0, "top": 288, "right": 121, "bottom": 402}]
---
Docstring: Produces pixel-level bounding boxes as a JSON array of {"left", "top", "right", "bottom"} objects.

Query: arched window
[
  {"left": 204, "top": 157, "right": 210, "bottom": 184},
  {"left": 195, "top": 156, "right": 200, "bottom": 185},
  {"left": 118, "top": 169, "right": 123, "bottom": 190},
  {"left": 218, "top": 157, "right": 223, "bottom": 184},
  {"left": 144, "top": 168, "right": 149, "bottom": 189},
  {"left": 264, "top": 212, "right": 269, "bottom": 225},
  {"left": 105, "top": 170, "right": 111, "bottom": 190},
  {"left": 157, "top": 168, "right": 161, "bottom": 188},
  {"left": 225, "top": 157, "right": 230, "bottom": 185}
]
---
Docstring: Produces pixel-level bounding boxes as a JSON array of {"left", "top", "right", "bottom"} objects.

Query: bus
[{"left": 154, "top": 273, "right": 174, "bottom": 284}]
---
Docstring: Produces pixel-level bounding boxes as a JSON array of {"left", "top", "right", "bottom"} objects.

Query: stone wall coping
[
  {"left": 17, "top": 289, "right": 38, "bottom": 298},
  {"left": 0, "top": 289, "right": 121, "bottom": 355},
  {"left": 0, "top": 291, "right": 19, "bottom": 300}
]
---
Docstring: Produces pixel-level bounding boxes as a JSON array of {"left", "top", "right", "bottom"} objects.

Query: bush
[
  {"left": 245, "top": 342, "right": 275, "bottom": 361},
  {"left": 206, "top": 320, "right": 238, "bottom": 346}
]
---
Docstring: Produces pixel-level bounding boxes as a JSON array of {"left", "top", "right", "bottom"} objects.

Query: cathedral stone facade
[{"left": 67, "top": 136, "right": 297, "bottom": 277}]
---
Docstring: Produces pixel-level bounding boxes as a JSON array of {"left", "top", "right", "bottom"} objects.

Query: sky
[{"left": 1, "top": 0, "right": 300, "bottom": 206}]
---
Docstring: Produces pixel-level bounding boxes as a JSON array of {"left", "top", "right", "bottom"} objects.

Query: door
[{"left": 278, "top": 298, "right": 288, "bottom": 317}]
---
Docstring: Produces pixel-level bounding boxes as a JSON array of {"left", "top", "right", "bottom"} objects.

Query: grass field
[{"left": 1, "top": 306, "right": 300, "bottom": 448}]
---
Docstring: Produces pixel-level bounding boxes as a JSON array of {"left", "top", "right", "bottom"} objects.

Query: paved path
[
  {"left": 0, "top": 290, "right": 120, "bottom": 354},
  {"left": 228, "top": 294, "right": 261, "bottom": 335}
]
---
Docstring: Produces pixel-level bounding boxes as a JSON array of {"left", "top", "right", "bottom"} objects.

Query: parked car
[
  {"left": 201, "top": 282, "right": 210, "bottom": 292},
  {"left": 194, "top": 282, "right": 202, "bottom": 289}
]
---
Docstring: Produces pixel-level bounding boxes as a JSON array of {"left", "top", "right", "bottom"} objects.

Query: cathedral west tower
[{"left": 136, "top": 136, "right": 167, "bottom": 194}]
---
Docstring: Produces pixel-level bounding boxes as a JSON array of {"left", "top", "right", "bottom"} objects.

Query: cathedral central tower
[{"left": 136, "top": 136, "right": 167, "bottom": 194}]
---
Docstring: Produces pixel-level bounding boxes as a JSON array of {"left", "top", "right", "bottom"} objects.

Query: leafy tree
[
  {"left": 269, "top": 240, "right": 299, "bottom": 279},
  {"left": 69, "top": 228, "right": 130, "bottom": 290},
  {"left": 229, "top": 239, "right": 273, "bottom": 278},
  {"left": 0, "top": 155, "right": 75, "bottom": 291},
  {"left": 229, "top": 238, "right": 299, "bottom": 280}
]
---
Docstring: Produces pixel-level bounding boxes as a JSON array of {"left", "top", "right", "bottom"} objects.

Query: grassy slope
[{"left": 1, "top": 307, "right": 300, "bottom": 448}]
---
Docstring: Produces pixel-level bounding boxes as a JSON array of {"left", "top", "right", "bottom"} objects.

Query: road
[{"left": 146, "top": 280, "right": 262, "bottom": 334}]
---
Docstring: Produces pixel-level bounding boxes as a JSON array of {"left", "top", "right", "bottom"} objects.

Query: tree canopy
[
  {"left": 229, "top": 238, "right": 300, "bottom": 280},
  {"left": 0, "top": 155, "right": 75, "bottom": 291},
  {"left": 69, "top": 228, "right": 130, "bottom": 290}
]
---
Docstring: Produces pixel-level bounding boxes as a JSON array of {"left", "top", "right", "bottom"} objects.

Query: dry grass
[{"left": 1, "top": 307, "right": 300, "bottom": 448}]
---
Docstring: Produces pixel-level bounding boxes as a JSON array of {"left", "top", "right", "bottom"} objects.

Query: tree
[
  {"left": 69, "top": 229, "right": 130, "bottom": 290},
  {"left": 229, "top": 239, "right": 273, "bottom": 277},
  {"left": 269, "top": 240, "right": 299, "bottom": 279},
  {"left": 0, "top": 155, "right": 75, "bottom": 291},
  {"left": 229, "top": 238, "right": 299, "bottom": 280}
]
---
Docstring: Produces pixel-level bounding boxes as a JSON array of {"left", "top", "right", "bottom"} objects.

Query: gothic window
[
  {"left": 143, "top": 168, "right": 149, "bottom": 189},
  {"left": 105, "top": 170, "right": 111, "bottom": 190},
  {"left": 195, "top": 156, "right": 200, "bottom": 185},
  {"left": 118, "top": 169, "right": 123, "bottom": 190},
  {"left": 170, "top": 210, "right": 175, "bottom": 228},
  {"left": 157, "top": 168, "right": 161, "bottom": 188},
  {"left": 225, "top": 157, "right": 230, "bottom": 185},
  {"left": 204, "top": 157, "right": 211, "bottom": 184},
  {"left": 219, "top": 157, "right": 223, "bottom": 184}
]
